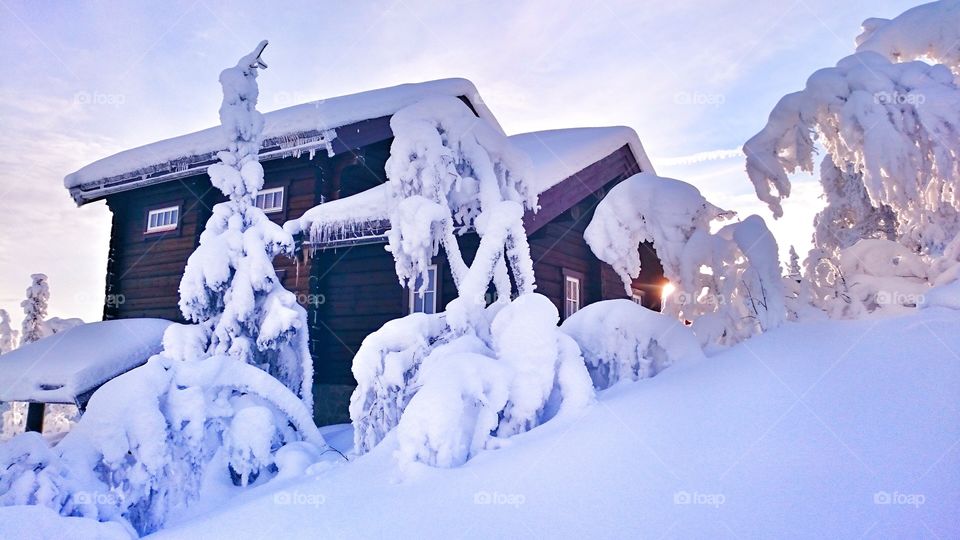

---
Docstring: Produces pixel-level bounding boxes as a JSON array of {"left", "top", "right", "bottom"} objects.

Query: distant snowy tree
[
  {"left": 583, "top": 172, "right": 785, "bottom": 346},
  {"left": 0, "top": 309, "right": 18, "bottom": 354},
  {"left": 20, "top": 274, "right": 49, "bottom": 344},
  {"left": 178, "top": 41, "right": 312, "bottom": 406}
]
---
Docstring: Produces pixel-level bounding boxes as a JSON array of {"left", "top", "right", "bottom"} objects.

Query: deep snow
[{"left": 139, "top": 308, "right": 960, "bottom": 539}]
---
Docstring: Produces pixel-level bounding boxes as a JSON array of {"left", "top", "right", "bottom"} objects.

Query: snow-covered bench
[{"left": 0, "top": 319, "right": 171, "bottom": 433}]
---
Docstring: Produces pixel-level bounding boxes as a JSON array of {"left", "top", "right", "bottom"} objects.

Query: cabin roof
[
  {"left": 65, "top": 78, "right": 499, "bottom": 205},
  {"left": 0, "top": 319, "right": 171, "bottom": 404},
  {"left": 285, "top": 126, "right": 654, "bottom": 247}
]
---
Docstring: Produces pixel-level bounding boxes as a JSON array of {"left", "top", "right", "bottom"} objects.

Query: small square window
[
  {"left": 564, "top": 275, "right": 581, "bottom": 318},
  {"left": 255, "top": 187, "right": 284, "bottom": 214},
  {"left": 409, "top": 265, "right": 438, "bottom": 314},
  {"left": 146, "top": 206, "right": 179, "bottom": 233}
]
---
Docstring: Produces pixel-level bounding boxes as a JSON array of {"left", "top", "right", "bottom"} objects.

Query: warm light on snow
[{"left": 661, "top": 282, "right": 676, "bottom": 302}]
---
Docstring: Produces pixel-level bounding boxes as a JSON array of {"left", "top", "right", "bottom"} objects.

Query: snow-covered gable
[
  {"left": 65, "top": 79, "right": 500, "bottom": 204},
  {"left": 509, "top": 126, "right": 655, "bottom": 194},
  {"left": 0, "top": 319, "right": 171, "bottom": 404},
  {"left": 286, "top": 126, "right": 655, "bottom": 246}
]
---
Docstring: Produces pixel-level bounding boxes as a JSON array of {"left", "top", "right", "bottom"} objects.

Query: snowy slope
[{"left": 149, "top": 308, "right": 960, "bottom": 539}]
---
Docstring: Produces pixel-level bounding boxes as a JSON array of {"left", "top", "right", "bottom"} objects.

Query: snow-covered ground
[{"left": 143, "top": 308, "right": 960, "bottom": 539}]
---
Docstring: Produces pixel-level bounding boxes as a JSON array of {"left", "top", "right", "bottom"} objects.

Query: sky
[{"left": 0, "top": 0, "right": 920, "bottom": 323}]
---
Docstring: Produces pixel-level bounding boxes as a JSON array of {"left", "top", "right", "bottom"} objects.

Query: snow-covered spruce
[
  {"left": 561, "top": 299, "right": 704, "bottom": 390},
  {"left": 583, "top": 172, "right": 784, "bottom": 346},
  {"left": 0, "top": 309, "right": 17, "bottom": 354},
  {"left": 178, "top": 40, "right": 312, "bottom": 406},
  {"left": 20, "top": 273, "right": 50, "bottom": 345}
]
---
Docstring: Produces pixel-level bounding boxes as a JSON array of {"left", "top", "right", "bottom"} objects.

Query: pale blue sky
[{"left": 0, "top": 0, "right": 918, "bottom": 321}]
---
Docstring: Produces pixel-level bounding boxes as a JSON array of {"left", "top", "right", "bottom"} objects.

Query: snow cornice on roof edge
[{"left": 65, "top": 78, "right": 499, "bottom": 205}]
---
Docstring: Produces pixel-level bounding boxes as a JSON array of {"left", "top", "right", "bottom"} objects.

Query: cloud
[{"left": 654, "top": 148, "right": 745, "bottom": 167}]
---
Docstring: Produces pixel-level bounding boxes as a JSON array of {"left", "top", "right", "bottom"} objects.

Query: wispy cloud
[{"left": 655, "top": 148, "right": 744, "bottom": 167}]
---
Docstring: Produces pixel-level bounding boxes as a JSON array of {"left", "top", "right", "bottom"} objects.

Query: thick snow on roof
[
  {"left": 65, "top": 78, "right": 500, "bottom": 191},
  {"left": 509, "top": 126, "right": 656, "bottom": 194},
  {"left": 287, "top": 126, "right": 655, "bottom": 245},
  {"left": 0, "top": 319, "right": 171, "bottom": 403}
]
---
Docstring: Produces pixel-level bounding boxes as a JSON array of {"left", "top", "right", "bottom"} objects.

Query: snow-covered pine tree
[
  {"left": 178, "top": 40, "right": 313, "bottom": 407},
  {"left": 20, "top": 274, "right": 49, "bottom": 344},
  {"left": 0, "top": 309, "right": 18, "bottom": 354}
]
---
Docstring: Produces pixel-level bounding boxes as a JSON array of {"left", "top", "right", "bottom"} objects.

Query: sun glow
[{"left": 661, "top": 282, "right": 676, "bottom": 302}]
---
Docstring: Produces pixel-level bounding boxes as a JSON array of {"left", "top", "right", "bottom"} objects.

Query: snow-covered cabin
[{"left": 66, "top": 79, "right": 664, "bottom": 424}]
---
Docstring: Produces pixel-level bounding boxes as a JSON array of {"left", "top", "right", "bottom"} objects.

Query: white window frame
[
  {"left": 564, "top": 275, "right": 582, "bottom": 318},
  {"left": 409, "top": 264, "right": 438, "bottom": 314},
  {"left": 255, "top": 186, "right": 285, "bottom": 214},
  {"left": 145, "top": 205, "right": 179, "bottom": 233}
]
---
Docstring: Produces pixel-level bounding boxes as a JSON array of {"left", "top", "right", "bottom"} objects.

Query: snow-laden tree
[
  {"left": 856, "top": 0, "right": 960, "bottom": 74},
  {"left": 352, "top": 97, "right": 594, "bottom": 464},
  {"left": 0, "top": 42, "right": 330, "bottom": 535},
  {"left": 0, "top": 309, "right": 18, "bottom": 354},
  {"left": 583, "top": 172, "right": 785, "bottom": 346},
  {"left": 20, "top": 274, "right": 49, "bottom": 344},
  {"left": 178, "top": 41, "right": 312, "bottom": 406},
  {"left": 745, "top": 51, "right": 960, "bottom": 256},
  {"left": 744, "top": 2, "right": 960, "bottom": 317},
  {"left": 384, "top": 96, "right": 537, "bottom": 319}
]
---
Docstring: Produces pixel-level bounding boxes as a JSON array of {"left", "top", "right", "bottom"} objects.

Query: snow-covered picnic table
[{"left": 0, "top": 319, "right": 171, "bottom": 405}]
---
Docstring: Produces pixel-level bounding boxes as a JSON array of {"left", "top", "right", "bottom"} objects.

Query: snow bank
[
  {"left": 0, "top": 505, "right": 132, "bottom": 540},
  {"left": 509, "top": 126, "right": 655, "bottom": 194},
  {"left": 921, "top": 279, "right": 960, "bottom": 309},
  {"left": 65, "top": 79, "right": 500, "bottom": 192},
  {"left": 146, "top": 308, "right": 960, "bottom": 539},
  {"left": 560, "top": 299, "right": 704, "bottom": 389},
  {"left": 0, "top": 319, "right": 171, "bottom": 403}
]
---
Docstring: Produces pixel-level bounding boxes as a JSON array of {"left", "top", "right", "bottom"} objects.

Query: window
[
  {"left": 631, "top": 289, "right": 645, "bottom": 305},
  {"left": 146, "top": 206, "right": 179, "bottom": 233},
  {"left": 564, "top": 275, "right": 581, "bottom": 318},
  {"left": 409, "top": 264, "right": 438, "bottom": 314},
  {"left": 255, "top": 187, "right": 284, "bottom": 214}
]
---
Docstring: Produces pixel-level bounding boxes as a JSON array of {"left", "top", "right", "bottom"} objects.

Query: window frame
[
  {"left": 562, "top": 268, "right": 584, "bottom": 319},
  {"left": 255, "top": 186, "right": 285, "bottom": 214},
  {"left": 408, "top": 264, "right": 439, "bottom": 315},
  {"left": 144, "top": 205, "right": 181, "bottom": 235}
]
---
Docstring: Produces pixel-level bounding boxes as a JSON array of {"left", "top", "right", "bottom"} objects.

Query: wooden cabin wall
[{"left": 102, "top": 156, "right": 324, "bottom": 322}]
